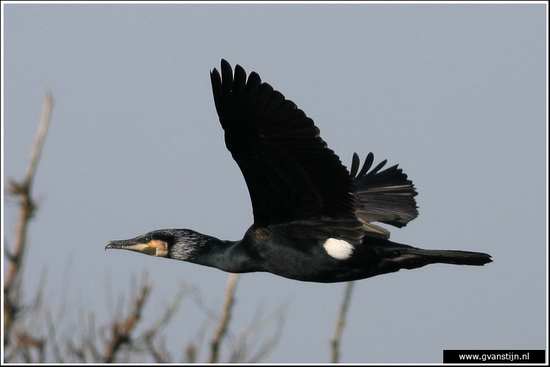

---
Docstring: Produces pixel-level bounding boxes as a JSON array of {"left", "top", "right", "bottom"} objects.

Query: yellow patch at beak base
[
  {"left": 148, "top": 239, "right": 169, "bottom": 257},
  {"left": 119, "top": 239, "right": 169, "bottom": 257}
]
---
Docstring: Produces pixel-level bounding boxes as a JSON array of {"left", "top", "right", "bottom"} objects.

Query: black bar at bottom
[{"left": 443, "top": 350, "right": 545, "bottom": 363}]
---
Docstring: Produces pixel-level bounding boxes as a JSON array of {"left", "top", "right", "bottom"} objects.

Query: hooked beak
[{"left": 105, "top": 239, "right": 169, "bottom": 257}]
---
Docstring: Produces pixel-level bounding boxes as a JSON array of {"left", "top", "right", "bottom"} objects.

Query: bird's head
[
  {"left": 105, "top": 229, "right": 207, "bottom": 261},
  {"left": 105, "top": 230, "right": 175, "bottom": 257}
]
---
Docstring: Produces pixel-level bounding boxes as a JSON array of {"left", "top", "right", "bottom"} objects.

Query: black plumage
[{"left": 106, "top": 60, "right": 491, "bottom": 283}]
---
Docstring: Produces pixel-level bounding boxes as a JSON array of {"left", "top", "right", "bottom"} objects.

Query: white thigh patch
[{"left": 323, "top": 238, "right": 354, "bottom": 260}]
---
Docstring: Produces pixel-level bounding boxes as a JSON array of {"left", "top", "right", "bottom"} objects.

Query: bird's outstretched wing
[
  {"left": 350, "top": 153, "right": 419, "bottom": 239},
  {"left": 210, "top": 60, "right": 359, "bottom": 230}
]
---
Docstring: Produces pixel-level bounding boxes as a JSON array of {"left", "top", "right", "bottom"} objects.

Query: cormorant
[{"left": 106, "top": 59, "right": 491, "bottom": 283}]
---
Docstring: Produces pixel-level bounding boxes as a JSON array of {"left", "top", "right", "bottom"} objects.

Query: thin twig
[
  {"left": 208, "top": 273, "right": 239, "bottom": 363},
  {"left": 103, "top": 280, "right": 150, "bottom": 363},
  {"left": 230, "top": 305, "right": 286, "bottom": 363},
  {"left": 140, "top": 284, "right": 188, "bottom": 362},
  {"left": 46, "top": 311, "right": 64, "bottom": 363},
  {"left": 330, "top": 281, "right": 355, "bottom": 363},
  {"left": 4, "top": 91, "right": 53, "bottom": 352}
]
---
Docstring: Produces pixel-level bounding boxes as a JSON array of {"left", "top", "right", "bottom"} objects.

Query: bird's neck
[{"left": 174, "top": 231, "right": 259, "bottom": 274}]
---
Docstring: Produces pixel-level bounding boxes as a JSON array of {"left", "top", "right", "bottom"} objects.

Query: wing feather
[
  {"left": 211, "top": 60, "right": 359, "bottom": 232},
  {"left": 351, "top": 153, "right": 419, "bottom": 238}
]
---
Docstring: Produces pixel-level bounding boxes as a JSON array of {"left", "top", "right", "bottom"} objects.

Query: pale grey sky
[{"left": 3, "top": 2, "right": 547, "bottom": 363}]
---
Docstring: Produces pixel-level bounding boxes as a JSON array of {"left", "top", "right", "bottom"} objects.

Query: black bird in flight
[{"left": 106, "top": 60, "right": 491, "bottom": 283}]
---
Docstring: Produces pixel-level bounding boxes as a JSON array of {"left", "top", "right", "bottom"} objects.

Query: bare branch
[
  {"left": 46, "top": 311, "right": 64, "bottom": 363},
  {"left": 330, "top": 281, "right": 355, "bottom": 363},
  {"left": 13, "top": 332, "right": 45, "bottom": 363},
  {"left": 146, "top": 284, "right": 188, "bottom": 334},
  {"left": 208, "top": 273, "right": 239, "bottom": 363},
  {"left": 4, "top": 91, "right": 53, "bottom": 356},
  {"left": 143, "top": 333, "right": 167, "bottom": 363},
  {"left": 103, "top": 278, "right": 150, "bottom": 363},
  {"left": 186, "top": 343, "right": 198, "bottom": 363},
  {"left": 229, "top": 305, "right": 286, "bottom": 363},
  {"left": 183, "top": 322, "right": 208, "bottom": 363},
  {"left": 137, "top": 284, "right": 189, "bottom": 362}
]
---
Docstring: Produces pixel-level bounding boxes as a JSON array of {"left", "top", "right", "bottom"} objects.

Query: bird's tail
[
  {"left": 399, "top": 248, "right": 493, "bottom": 267},
  {"left": 376, "top": 243, "right": 493, "bottom": 274},
  {"left": 366, "top": 239, "right": 492, "bottom": 277}
]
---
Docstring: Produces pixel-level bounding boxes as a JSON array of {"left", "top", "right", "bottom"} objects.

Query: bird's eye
[{"left": 144, "top": 237, "right": 152, "bottom": 243}]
